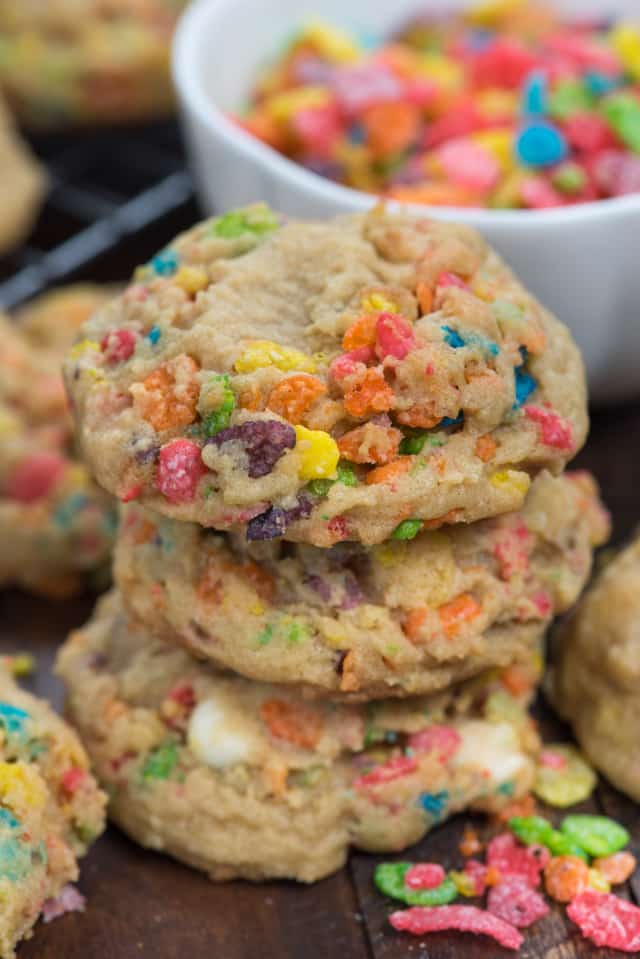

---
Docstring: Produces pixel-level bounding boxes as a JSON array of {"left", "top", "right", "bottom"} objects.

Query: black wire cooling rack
[{"left": 0, "top": 120, "right": 200, "bottom": 309}]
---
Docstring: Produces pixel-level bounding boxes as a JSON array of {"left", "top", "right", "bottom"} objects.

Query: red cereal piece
[
  {"left": 61, "top": 767, "right": 87, "bottom": 795},
  {"left": 563, "top": 113, "right": 618, "bottom": 154},
  {"left": 487, "top": 876, "right": 549, "bottom": 928},
  {"left": 291, "top": 104, "right": 341, "bottom": 156},
  {"left": 487, "top": 832, "right": 549, "bottom": 888},
  {"left": 6, "top": 452, "right": 66, "bottom": 503},
  {"left": 524, "top": 404, "right": 574, "bottom": 450},
  {"left": 520, "top": 176, "right": 565, "bottom": 209},
  {"left": 100, "top": 328, "right": 137, "bottom": 364},
  {"left": 463, "top": 859, "right": 489, "bottom": 896},
  {"left": 354, "top": 754, "right": 418, "bottom": 789},
  {"left": 375, "top": 313, "right": 416, "bottom": 360},
  {"left": 120, "top": 483, "right": 143, "bottom": 503},
  {"left": 327, "top": 515, "right": 350, "bottom": 540},
  {"left": 405, "top": 863, "right": 446, "bottom": 891},
  {"left": 436, "top": 271, "right": 468, "bottom": 291},
  {"left": 408, "top": 725, "right": 462, "bottom": 763},
  {"left": 156, "top": 439, "right": 207, "bottom": 504},
  {"left": 389, "top": 904, "right": 523, "bottom": 950},
  {"left": 567, "top": 891, "right": 640, "bottom": 952},
  {"left": 471, "top": 39, "right": 539, "bottom": 89},
  {"left": 422, "top": 102, "right": 486, "bottom": 149}
]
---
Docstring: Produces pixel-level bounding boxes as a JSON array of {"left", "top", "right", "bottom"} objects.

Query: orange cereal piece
[
  {"left": 260, "top": 699, "right": 323, "bottom": 749},
  {"left": 475, "top": 434, "right": 497, "bottom": 462},
  {"left": 343, "top": 367, "right": 394, "bottom": 418},
  {"left": 544, "top": 856, "right": 590, "bottom": 903},
  {"left": 339, "top": 650, "right": 360, "bottom": 693},
  {"left": 366, "top": 457, "right": 413, "bottom": 486},
  {"left": 416, "top": 281, "right": 434, "bottom": 315},
  {"left": 388, "top": 182, "right": 480, "bottom": 207},
  {"left": 500, "top": 664, "right": 532, "bottom": 696},
  {"left": 437, "top": 593, "right": 481, "bottom": 637},
  {"left": 242, "top": 562, "right": 276, "bottom": 603},
  {"left": 593, "top": 852, "right": 637, "bottom": 886},
  {"left": 266, "top": 374, "right": 326, "bottom": 424},
  {"left": 362, "top": 101, "right": 421, "bottom": 157},
  {"left": 403, "top": 607, "right": 427, "bottom": 643},
  {"left": 460, "top": 825, "right": 484, "bottom": 858},
  {"left": 422, "top": 509, "right": 463, "bottom": 531},
  {"left": 494, "top": 794, "right": 538, "bottom": 825},
  {"left": 343, "top": 314, "right": 378, "bottom": 351},
  {"left": 337, "top": 423, "right": 402, "bottom": 464},
  {"left": 396, "top": 402, "right": 441, "bottom": 429},
  {"left": 134, "top": 354, "right": 199, "bottom": 432},
  {"left": 197, "top": 567, "right": 223, "bottom": 604},
  {"left": 239, "top": 384, "right": 264, "bottom": 412}
]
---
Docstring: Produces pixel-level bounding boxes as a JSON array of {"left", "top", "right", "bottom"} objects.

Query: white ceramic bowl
[{"left": 174, "top": 0, "right": 640, "bottom": 403}]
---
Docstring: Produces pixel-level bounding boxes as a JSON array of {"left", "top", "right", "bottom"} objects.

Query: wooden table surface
[{"left": 2, "top": 399, "right": 639, "bottom": 959}]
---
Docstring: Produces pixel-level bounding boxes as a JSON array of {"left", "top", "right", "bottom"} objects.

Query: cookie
[
  {"left": 64, "top": 205, "right": 588, "bottom": 546},
  {"left": 0, "top": 664, "right": 106, "bottom": 958},
  {"left": 0, "top": 0, "right": 187, "bottom": 127},
  {"left": 56, "top": 591, "right": 539, "bottom": 883},
  {"left": 115, "top": 471, "right": 608, "bottom": 699},
  {"left": 0, "top": 290, "right": 117, "bottom": 596},
  {"left": 550, "top": 536, "right": 640, "bottom": 803},
  {"left": 0, "top": 93, "right": 46, "bottom": 253},
  {"left": 16, "top": 284, "right": 119, "bottom": 354}
]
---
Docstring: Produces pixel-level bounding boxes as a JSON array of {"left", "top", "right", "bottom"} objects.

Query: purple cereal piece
[
  {"left": 208, "top": 420, "right": 295, "bottom": 478},
  {"left": 306, "top": 574, "right": 332, "bottom": 603},
  {"left": 341, "top": 572, "right": 364, "bottom": 610},
  {"left": 42, "top": 885, "right": 86, "bottom": 923},
  {"left": 247, "top": 495, "right": 312, "bottom": 541}
]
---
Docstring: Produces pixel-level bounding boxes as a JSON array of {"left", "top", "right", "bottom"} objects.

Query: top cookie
[{"left": 65, "top": 205, "right": 588, "bottom": 546}]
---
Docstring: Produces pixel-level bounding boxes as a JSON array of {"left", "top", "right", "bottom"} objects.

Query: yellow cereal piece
[
  {"left": 174, "top": 266, "right": 209, "bottom": 295},
  {"left": 69, "top": 338, "right": 100, "bottom": 359},
  {"left": 301, "top": 20, "right": 360, "bottom": 64},
  {"left": 234, "top": 340, "right": 316, "bottom": 374},
  {"left": 361, "top": 292, "right": 399, "bottom": 314},
  {"left": 465, "top": 0, "right": 524, "bottom": 28},
  {"left": 250, "top": 602, "right": 264, "bottom": 616},
  {"left": 587, "top": 868, "right": 611, "bottom": 893},
  {"left": 134, "top": 265, "right": 152, "bottom": 283},
  {"left": 475, "top": 89, "right": 519, "bottom": 120},
  {"left": 490, "top": 470, "right": 531, "bottom": 497},
  {"left": 0, "top": 761, "right": 47, "bottom": 813},
  {"left": 2, "top": 654, "right": 35, "bottom": 678},
  {"left": 472, "top": 129, "right": 516, "bottom": 172},
  {"left": 416, "top": 54, "right": 463, "bottom": 92},
  {"left": 267, "top": 85, "right": 332, "bottom": 122},
  {"left": 489, "top": 168, "right": 528, "bottom": 208},
  {"left": 610, "top": 24, "right": 640, "bottom": 81},
  {"left": 294, "top": 425, "right": 339, "bottom": 481},
  {"left": 323, "top": 624, "right": 348, "bottom": 649}
]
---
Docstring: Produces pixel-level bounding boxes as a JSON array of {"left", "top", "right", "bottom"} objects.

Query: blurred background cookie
[{"left": 0, "top": 93, "right": 46, "bottom": 253}]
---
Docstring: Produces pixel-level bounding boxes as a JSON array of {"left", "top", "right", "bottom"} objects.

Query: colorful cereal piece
[
  {"left": 374, "top": 862, "right": 457, "bottom": 906},
  {"left": 389, "top": 904, "right": 523, "bottom": 950},
  {"left": 408, "top": 725, "right": 462, "bottom": 763},
  {"left": 593, "top": 851, "right": 637, "bottom": 886},
  {"left": 294, "top": 425, "right": 339, "bottom": 481},
  {"left": 486, "top": 832, "right": 549, "bottom": 888},
  {"left": 5, "top": 452, "right": 65, "bottom": 503},
  {"left": 533, "top": 743, "right": 597, "bottom": 807},
  {"left": 266, "top": 374, "right": 326, "bottom": 424},
  {"left": 209, "top": 421, "right": 296, "bottom": 479},
  {"left": 567, "top": 891, "right": 640, "bottom": 952},
  {"left": 560, "top": 815, "right": 630, "bottom": 858},
  {"left": 487, "top": 876, "right": 549, "bottom": 927},
  {"left": 100, "top": 328, "right": 137, "bottom": 364},
  {"left": 405, "top": 863, "right": 446, "bottom": 891},
  {"left": 544, "top": 855, "right": 590, "bottom": 902},
  {"left": 156, "top": 439, "right": 207, "bottom": 504}
]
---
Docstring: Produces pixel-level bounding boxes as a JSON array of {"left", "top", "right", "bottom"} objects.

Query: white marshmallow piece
[
  {"left": 453, "top": 720, "right": 527, "bottom": 785},
  {"left": 188, "top": 696, "right": 254, "bottom": 769}
]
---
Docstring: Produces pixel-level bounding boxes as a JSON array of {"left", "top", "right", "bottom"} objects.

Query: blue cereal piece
[
  {"left": 0, "top": 702, "right": 29, "bottom": 737},
  {"left": 419, "top": 790, "right": 449, "bottom": 820},
  {"left": 151, "top": 249, "right": 179, "bottom": 276},
  {"left": 147, "top": 325, "right": 161, "bottom": 345},
  {"left": 514, "top": 367, "right": 537, "bottom": 407},
  {"left": 584, "top": 71, "right": 620, "bottom": 97},
  {"left": 522, "top": 70, "right": 548, "bottom": 116},
  {"left": 441, "top": 325, "right": 466, "bottom": 349},
  {"left": 0, "top": 808, "right": 19, "bottom": 830},
  {"left": 516, "top": 121, "right": 568, "bottom": 167}
]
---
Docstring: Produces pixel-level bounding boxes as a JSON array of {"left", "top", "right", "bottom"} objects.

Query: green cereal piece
[
  {"left": 202, "top": 375, "right": 235, "bottom": 436},
  {"left": 400, "top": 432, "right": 429, "bottom": 455},
  {"left": 561, "top": 815, "right": 630, "bottom": 858},
  {"left": 142, "top": 742, "right": 179, "bottom": 781},
  {"left": 374, "top": 862, "right": 458, "bottom": 906},
  {"left": 601, "top": 94, "right": 640, "bottom": 153},
  {"left": 391, "top": 519, "right": 423, "bottom": 541},
  {"left": 212, "top": 205, "right": 279, "bottom": 239},
  {"left": 308, "top": 461, "right": 357, "bottom": 496},
  {"left": 545, "top": 831, "right": 589, "bottom": 862},
  {"left": 548, "top": 80, "right": 593, "bottom": 120},
  {"left": 509, "top": 816, "right": 588, "bottom": 861},
  {"left": 257, "top": 624, "right": 274, "bottom": 646},
  {"left": 287, "top": 621, "right": 307, "bottom": 644}
]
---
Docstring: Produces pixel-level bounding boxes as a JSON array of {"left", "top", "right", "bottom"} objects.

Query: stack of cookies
[{"left": 57, "top": 205, "right": 609, "bottom": 882}]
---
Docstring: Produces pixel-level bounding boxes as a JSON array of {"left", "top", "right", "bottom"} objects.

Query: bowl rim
[{"left": 173, "top": 0, "right": 640, "bottom": 226}]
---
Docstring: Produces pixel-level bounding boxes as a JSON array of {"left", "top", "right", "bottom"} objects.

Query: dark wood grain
[{"left": 2, "top": 400, "right": 639, "bottom": 958}]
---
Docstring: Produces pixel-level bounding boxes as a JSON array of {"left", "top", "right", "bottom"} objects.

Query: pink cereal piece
[
  {"left": 563, "top": 113, "right": 618, "bottom": 154},
  {"left": 520, "top": 176, "right": 565, "bottom": 210},
  {"left": 156, "top": 439, "right": 207, "bottom": 504},
  {"left": 390, "top": 904, "right": 523, "bottom": 950},
  {"left": 354, "top": 754, "right": 418, "bottom": 789},
  {"left": 567, "top": 891, "right": 640, "bottom": 952},
  {"left": 436, "top": 271, "right": 468, "bottom": 291},
  {"left": 487, "top": 832, "right": 550, "bottom": 888},
  {"left": 532, "top": 591, "right": 553, "bottom": 617},
  {"left": 464, "top": 859, "right": 489, "bottom": 896},
  {"left": 120, "top": 483, "right": 143, "bottom": 503},
  {"left": 539, "top": 749, "right": 568, "bottom": 770},
  {"left": 487, "top": 876, "right": 549, "bottom": 928},
  {"left": 291, "top": 104, "right": 341, "bottom": 156},
  {"left": 329, "top": 348, "right": 374, "bottom": 381},
  {"left": 6, "top": 452, "right": 66, "bottom": 503},
  {"left": 100, "top": 328, "right": 137, "bottom": 364},
  {"left": 408, "top": 725, "right": 462, "bottom": 763},
  {"left": 61, "top": 767, "right": 87, "bottom": 794},
  {"left": 436, "top": 138, "right": 500, "bottom": 193},
  {"left": 405, "top": 863, "right": 447, "bottom": 891},
  {"left": 327, "top": 515, "right": 350, "bottom": 540},
  {"left": 42, "top": 885, "right": 86, "bottom": 924},
  {"left": 376, "top": 313, "right": 416, "bottom": 360},
  {"left": 524, "top": 405, "right": 573, "bottom": 450}
]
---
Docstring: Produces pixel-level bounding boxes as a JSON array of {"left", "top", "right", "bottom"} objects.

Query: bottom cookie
[
  {"left": 0, "top": 665, "right": 106, "bottom": 958},
  {"left": 57, "top": 592, "right": 541, "bottom": 883}
]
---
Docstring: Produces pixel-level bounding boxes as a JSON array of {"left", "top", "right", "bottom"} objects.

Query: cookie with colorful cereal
[
  {"left": 115, "top": 470, "right": 608, "bottom": 699},
  {"left": 0, "top": 664, "right": 106, "bottom": 958},
  {"left": 0, "top": 308, "right": 116, "bottom": 596},
  {"left": 15, "top": 284, "right": 117, "bottom": 354},
  {"left": 56, "top": 591, "right": 539, "bottom": 883},
  {"left": 64, "top": 206, "right": 588, "bottom": 546},
  {"left": 0, "top": 0, "right": 187, "bottom": 127},
  {"left": 0, "top": 92, "right": 46, "bottom": 253},
  {"left": 550, "top": 535, "right": 640, "bottom": 802}
]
